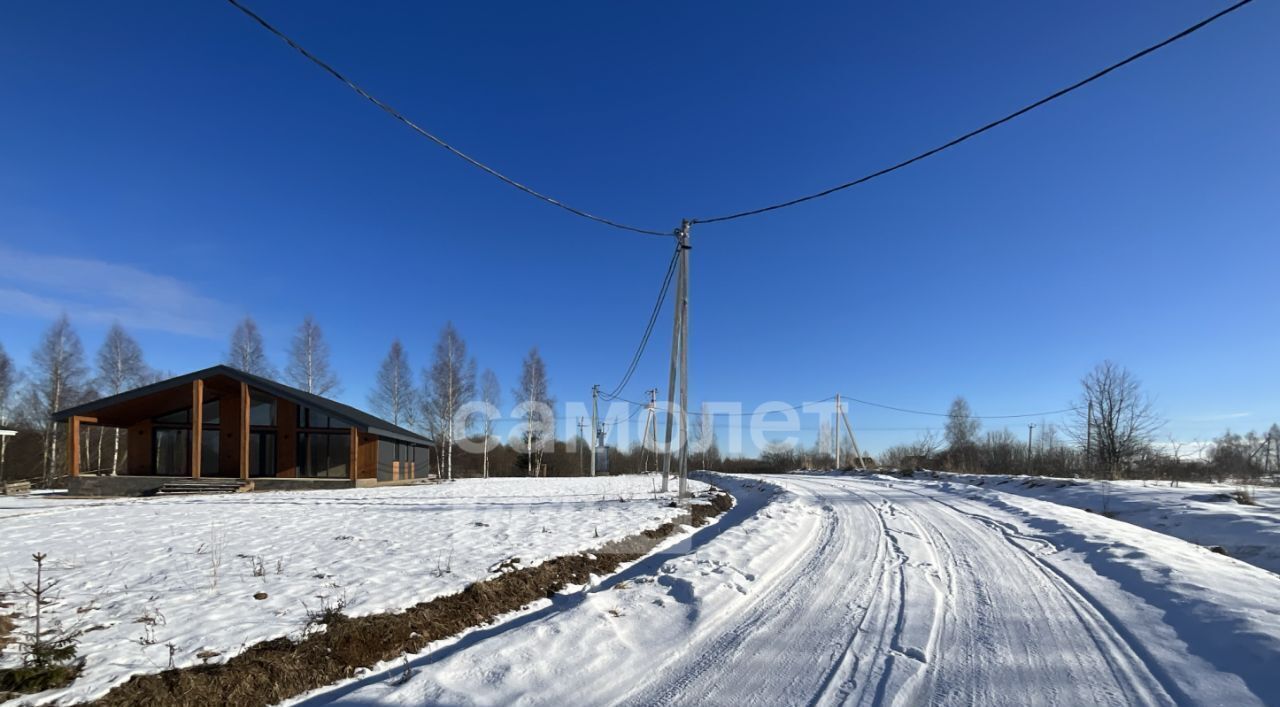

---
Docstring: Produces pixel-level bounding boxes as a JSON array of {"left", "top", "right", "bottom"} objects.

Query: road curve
[
  {"left": 620, "top": 475, "right": 1177, "bottom": 707},
  {"left": 312, "top": 473, "right": 1270, "bottom": 706}
]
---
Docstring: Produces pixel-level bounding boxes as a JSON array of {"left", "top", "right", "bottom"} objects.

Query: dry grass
[
  {"left": 1231, "top": 488, "right": 1257, "bottom": 506},
  {"left": 88, "top": 492, "right": 732, "bottom": 707}
]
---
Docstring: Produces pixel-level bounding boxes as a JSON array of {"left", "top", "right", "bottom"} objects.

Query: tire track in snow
[
  {"left": 622, "top": 490, "right": 851, "bottom": 707},
  {"left": 313, "top": 474, "right": 1250, "bottom": 706},
  {"left": 874, "top": 479, "right": 1189, "bottom": 705}
]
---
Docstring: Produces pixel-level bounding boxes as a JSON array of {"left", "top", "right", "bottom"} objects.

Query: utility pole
[
  {"left": 837, "top": 403, "right": 867, "bottom": 471},
  {"left": 640, "top": 388, "right": 658, "bottom": 473},
  {"left": 834, "top": 393, "right": 842, "bottom": 471},
  {"left": 1027, "top": 423, "right": 1036, "bottom": 473},
  {"left": 590, "top": 385, "right": 599, "bottom": 477},
  {"left": 662, "top": 221, "right": 692, "bottom": 498}
]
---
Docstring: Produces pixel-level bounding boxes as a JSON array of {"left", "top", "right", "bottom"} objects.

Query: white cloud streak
[{"left": 0, "top": 247, "right": 234, "bottom": 338}]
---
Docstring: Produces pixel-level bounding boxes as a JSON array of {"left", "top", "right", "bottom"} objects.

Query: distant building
[{"left": 53, "top": 365, "right": 433, "bottom": 496}]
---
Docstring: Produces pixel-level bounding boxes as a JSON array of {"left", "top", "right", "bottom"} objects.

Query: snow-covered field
[
  {"left": 917, "top": 471, "right": 1280, "bottom": 574},
  {"left": 299, "top": 472, "right": 1280, "bottom": 706},
  {"left": 0, "top": 476, "right": 708, "bottom": 705}
]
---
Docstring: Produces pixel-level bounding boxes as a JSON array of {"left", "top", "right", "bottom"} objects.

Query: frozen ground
[
  {"left": 299, "top": 472, "right": 1280, "bottom": 706},
  {"left": 0, "top": 475, "right": 708, "bottom": 705},
  {"left": 917, "top": 471, "right": 1280, "bottom": 574}
]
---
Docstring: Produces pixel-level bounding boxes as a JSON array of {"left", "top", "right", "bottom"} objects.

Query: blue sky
[{"left": 2, "top": 1, "right": 1277, "bottom": 455}]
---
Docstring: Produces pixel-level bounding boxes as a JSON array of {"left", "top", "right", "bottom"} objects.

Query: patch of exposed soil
[{"left": 88, "top": 490, "right": 733, "bottom": 707}]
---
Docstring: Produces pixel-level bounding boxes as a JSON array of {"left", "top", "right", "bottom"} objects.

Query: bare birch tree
[
  {"left": 30, "top": 315, "right": 88, "bottom": 485},
  {"left": 422, "top": 322, "right": 476, "bottom": 481},
  {"left": 945, "top": 396, "right": 981, "bottom": 448},
  {"left": 285, "top": 315, "right": 339, "bottom": 395},
  {"left": 514, "top": 347, "right": 554, "bottom": 476},
  {"left": 1072, "top": 361, "right": 1162, "bottom": 477},
  {"left": 479, "top": 368, "right": 500, "bottom": 478},
  {"left": 696, "top": 406, "right": 718, "bottom": 471},
  {"left": 0, "top": 342, "right": 15, "bottom": 483},
  {"left": 226, "top": 316, "right": 276, "bottom": 379},
  {"left": 369, "top": 339, "right": 415, "bottom": 427},
  {"left": 95, "top": 323, "right": 150, "bottom": 474}
]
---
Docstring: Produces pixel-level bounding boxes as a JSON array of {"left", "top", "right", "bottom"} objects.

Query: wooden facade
[{"left": 55, "top": 366, "right": 431, "bottom": 485}]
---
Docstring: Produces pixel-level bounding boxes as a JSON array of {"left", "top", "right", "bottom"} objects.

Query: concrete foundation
[{"left": 67, "top": 474, "right": 386, "bottom": 497}]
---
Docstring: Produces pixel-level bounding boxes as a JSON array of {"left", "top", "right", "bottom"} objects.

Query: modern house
[{"left": 53, "top": 365, "right": 433, "bottom": 496}]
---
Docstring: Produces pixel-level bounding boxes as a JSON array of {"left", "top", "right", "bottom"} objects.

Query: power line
[
  {"left": 690, "top": 0, "right": 1256, "bottom": 225},
  {"left": 840, "top": 395, "right": 1077, "bottom": 419},
  {"left": 702, "top": 397, "right": 839, "bottom": 419},
  {"left": 600, "top": 246, "right": 679, "bottom": 401},
  {"left": 229, "top": 0, "right": 1253, "bottom": 232},
  {"left": 225, "top": 0, "right": 672, "bottom": 238}
]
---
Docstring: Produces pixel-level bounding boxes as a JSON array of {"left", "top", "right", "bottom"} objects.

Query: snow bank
[
  {"left": 286, "top": 473, "right": 797, "bottom": 707},
  {"left": 0, "top": 476, "right": 707, "bottom": 705},
  {"left": 895, "top": 475, "right": 1280, "bottom": 704},
  {"left": 917, "top": 472, "right": 1280, "bottom": 574}
]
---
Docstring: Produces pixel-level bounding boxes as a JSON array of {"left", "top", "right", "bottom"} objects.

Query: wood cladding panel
[
  {"left": 127, "top": 420, "right": 153, "bottom": 475},
  {"left": 277, "top": 399, "right": 297, "bottom": 477},
  {"left": 358, "top": 433, "right": 377, "bottom": 480}
]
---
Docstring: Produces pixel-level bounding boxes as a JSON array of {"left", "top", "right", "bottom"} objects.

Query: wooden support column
[
  {"left": 68, "top": 416, "right": 97, "bottom": 477},
  {"left": 69, "top": 417, "right": 81, "bottom": 477},
  {"left": 239, "top": 382, "right": 250, "bottom": 480},
  {"left": 349, "top": 427, "right": 358, "bottom": 481},
  {"left": 191, "top": 379, "right": 204, "bottom": 479}
]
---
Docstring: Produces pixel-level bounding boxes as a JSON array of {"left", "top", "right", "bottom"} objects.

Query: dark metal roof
[{"left": 52, "top": 365, "right": 432, "bottom": 446}]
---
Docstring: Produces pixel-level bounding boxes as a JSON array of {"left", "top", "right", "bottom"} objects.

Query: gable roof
[{"left": 53, "top": 365, "right": 431, "bottom": 445}]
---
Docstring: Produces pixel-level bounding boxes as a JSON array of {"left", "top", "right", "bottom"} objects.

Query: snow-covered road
[{"left": 304, "top": 473, "right": 1280, "bottom": 706}]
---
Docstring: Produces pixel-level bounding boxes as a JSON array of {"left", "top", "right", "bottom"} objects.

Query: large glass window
[
  {"left": 154, "top": 429, "right": 189, "bottom": 475},
  {"left": 377, "top": 439, "right": 396, "bottom": 481},
  {"left": 201, "top": 430, "right": 220, "bottom": 475},
  {"left": 155, "top": 408, "right": 189, "bottom": 425},
  {"left": 202, "top": 399, "right": 220, "bottom": 425},
  {"left": 298, "top": 405, "right": 348, "bottom": 429},
  {"left": 249, "top": 396, "right": 276, "bottom": 426},
  {"left": 298, "top": 432, "right": 349, "bottom": 478},
  {"left": 249, "top": 432, "right": 276, "bottom": 477}
]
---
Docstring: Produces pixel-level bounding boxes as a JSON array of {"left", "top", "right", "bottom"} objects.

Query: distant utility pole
[
  {"left": 640, "top": 388, "right": 658, "bottom": 473},
  {"left": 835, "top": 393, "right": 842, "bottom": 470},
  {"left": 1027, "top": 423, "right": 1036, "bottom": 473},
  {"left": 590, "top": 385, "right": 600, "bottom": 477},
  {"left": 836, "top": 398, "right": 867, "bottom": 471},
  {"left": 662, "top": 222, "right": 692, "bottom": 498}
]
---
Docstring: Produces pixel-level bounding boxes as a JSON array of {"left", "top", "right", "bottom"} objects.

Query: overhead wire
[
  {"left": 840, "top": 395, "right": 1078, "bottom": 419},
  {"left": 227, "top": 0, "right": 1254, "bottom": 231},
  {"left": 224, "top": 0, "right": 671, "bottom": 237},
  {"left": 689, "top": 0, "right": 1256, "bottom": 225},
  {"left": 599, "top": 245, "right": 679, "bottom": 401},
  {"left": 225, "top": 0, "right": 1256, "bottom": 439}
]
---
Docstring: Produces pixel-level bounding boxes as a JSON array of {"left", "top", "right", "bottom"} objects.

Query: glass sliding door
[
  {"left": 249, "top": 432, "right": 276, "bottom": 477},
  {"left": 154, "top": 428, "right": 189, "bottom": 476},
  {"left": 297, "top": 432, "right": 350, "bottom": 478},
  {"left": 201, "top": 430, "right": 220, "bottom": 476}
]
